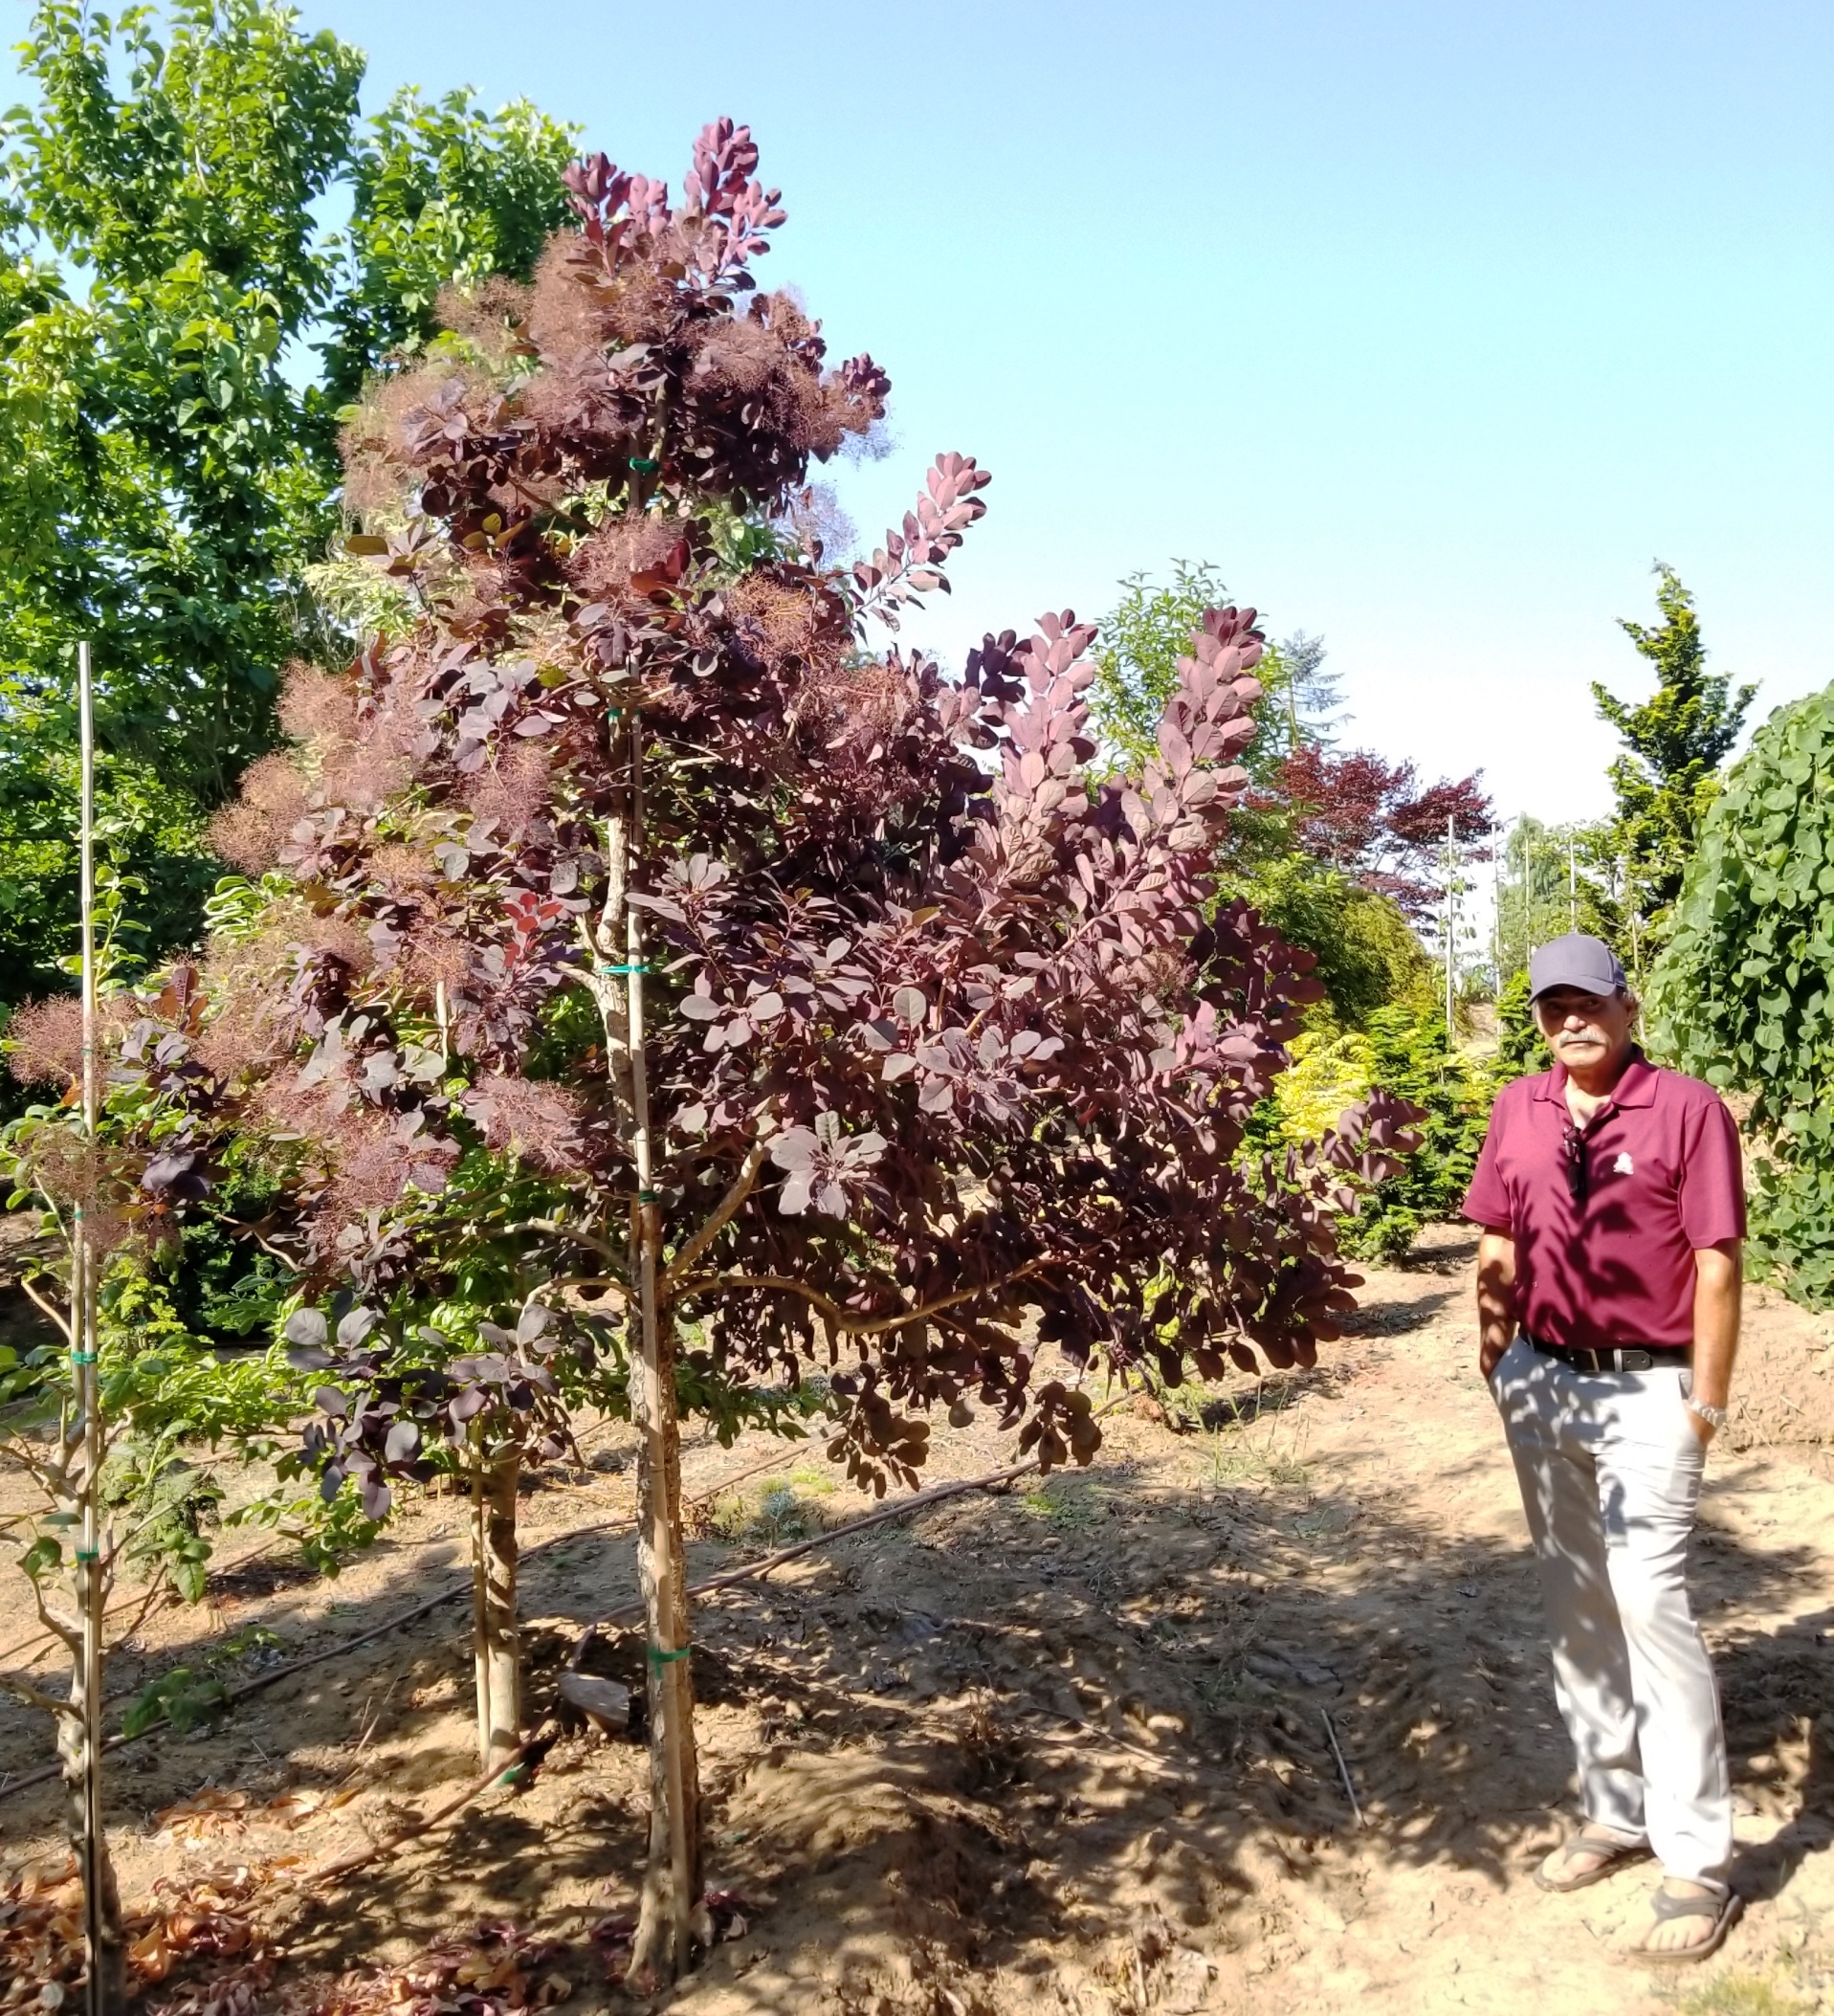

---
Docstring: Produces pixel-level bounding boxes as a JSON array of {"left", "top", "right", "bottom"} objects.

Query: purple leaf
[{"left": 769, "top": 1128, "right": 818, "bottom": 1169}]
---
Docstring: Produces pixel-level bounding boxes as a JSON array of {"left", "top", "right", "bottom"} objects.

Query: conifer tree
[{"left": 1594, "top": 563, "right": 1755, "bottom": 932}]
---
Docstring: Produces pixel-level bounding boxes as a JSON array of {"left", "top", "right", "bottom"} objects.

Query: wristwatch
[{"left": 1687, "top": 1397, "right": 1729, "bottom": 1431}]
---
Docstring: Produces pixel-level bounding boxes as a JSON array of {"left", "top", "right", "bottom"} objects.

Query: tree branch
[
  {"left": 17, "top": 1273, "right": 72, "bottom": 1345},
  {"left": 669, "top": 1266, "right": 1040, "bottom": 1338},
  {"left": 500, "top": 1218, "right": 625, "bottom": 1268},
  {"left": 29, "top": 1576, "right": 81, "bottom": 1657},
  {"left": 0, "top": 1435, "right": 66, "bottom": 1498},
  {"left": 0, "top": 1667, "right": 78, "bottom": 1720},
  {"left": 660, "top": 1138, "right": 770, "bottom": 1293},
  {"left": 229, "top": 1218, "right": 306, "bottom": 1268}
]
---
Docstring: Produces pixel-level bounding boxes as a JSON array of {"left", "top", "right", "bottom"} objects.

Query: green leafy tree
[
  {"left": 0, "top": 2, "right": 579, "bottom": 1005},
  {"left": 0, "top": 2, "right": 365, "bottom": 796},
  {"left": 322, "top": 84, "right": 587, "bottom": 407},
  {"left": 1090, "top": 562, "right": 1340, "bottom": 783},
  {"left": 1089, "top": 563, "right": 1436, "bottom": 1025},
  {"left": 1342, "top": 1008, "right": 1492, "bottom": 1259},
  {"left": 1245, "top": 855, "right": 1435, "bottom": 1026},
  {"left": 1259, "top": 1002, "right": 1492, "bottom": 1258},
  {"left": 0, "top": 740, "right": 219, "bottom": 1008},
  {"left": 1594, "top": 563, "right": 1754, "bottom": 936},
  {"left": 1492, "top": 969, "right": 1551, "bottom": 1079},
  {"left": 1648, "top": 684, "right": 1834, "bottom": 1306},
  {"left": 1494, "top": 814, "right": 1619, "bottom": 981}
]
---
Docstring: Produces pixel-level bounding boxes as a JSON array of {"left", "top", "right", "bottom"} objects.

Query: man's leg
[
  {"left": 1492, "top": 1343, "right": 1647, "bottom": 1843},
  {"left": 1595, "top": 1376, "right": 1734, "bottom": 1893}
]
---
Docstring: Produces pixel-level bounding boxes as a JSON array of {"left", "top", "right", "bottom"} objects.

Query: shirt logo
[{"left": 1614, "top": 1152, "right": 1634, "bottom": 1175}]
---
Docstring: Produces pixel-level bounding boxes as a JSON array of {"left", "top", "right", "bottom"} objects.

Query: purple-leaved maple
[{"left": 193, "top": 117, "right": 1418, "bottom": 1984}]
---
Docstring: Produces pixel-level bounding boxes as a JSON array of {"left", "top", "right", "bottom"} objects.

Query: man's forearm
[
  {"left": 1692, "top": 1241, "right": 1742, "bottom": 1411},
  {"left": 1476, "top": 1229, "right": 1517, "bottom": 1376}
]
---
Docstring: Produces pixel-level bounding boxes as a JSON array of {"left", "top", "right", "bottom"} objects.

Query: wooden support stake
[{"left": 71, "top": 641, "right": 122, "bottom": 2012}]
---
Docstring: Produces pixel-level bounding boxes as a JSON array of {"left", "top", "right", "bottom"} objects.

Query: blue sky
[{"left": 22, "top": 0, "right": 1834, "bottom": 828}]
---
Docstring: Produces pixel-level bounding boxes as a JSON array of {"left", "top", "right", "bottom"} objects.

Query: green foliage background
[
  {"left": 1594, "top": 563, "right": 1754, "bottom": 940},
  {"left": 1093, "top": 564, "right": 1483, "bottom": 1261},
  {"left": 1089, "top": 563, "right": 1432, "bottom": 1030},
  {"left": 1649, "top": 682, "right": 1834, "bottom": 1304},
  {"left": 1265, "top": 1006, "right": 1494, "bottom": 1262},
  {"left": 0, "top": 1, "right": 580, "bottom": 1007},
  {"left": 1493, "top": 969, "right": 1551, "bottom": 1079}
]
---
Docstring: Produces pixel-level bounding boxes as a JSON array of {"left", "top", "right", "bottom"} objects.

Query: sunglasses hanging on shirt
[{"left": 1561, "top": 1118, "right": 1589, "bottom": 1205}]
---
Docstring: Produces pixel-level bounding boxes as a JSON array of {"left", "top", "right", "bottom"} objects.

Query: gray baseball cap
[{"left": 1528, "top": 933, "right": 1628, "bottom": 1003}]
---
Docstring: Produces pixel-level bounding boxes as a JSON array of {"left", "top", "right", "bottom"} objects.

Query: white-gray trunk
[
  {"left": 593, "top": 706, "right": 706, "bottom": 1987},
  {"left": 629, "top": 1301, "right": 706, "bottom": 1986},
  {"left": 58, "top": 1644, "right": 124, "bottom": 2014},
  {"left": 472, "top": 1450, "right": 522, "bottom": 1771}
]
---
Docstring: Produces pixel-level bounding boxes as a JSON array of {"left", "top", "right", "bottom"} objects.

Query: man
[{"left": 1464, "top": 932, "right": 1745, "bottom": 1963}]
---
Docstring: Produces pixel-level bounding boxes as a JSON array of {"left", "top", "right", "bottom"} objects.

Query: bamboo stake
[
  {"left": 77, "top": 640, "right": 104, "bottom": 2010},
  {"left": 72, "top": 642, "right": 120, "bottom": 2013},
  {"left": 1519, "top": 816, "right": 1532, "bottom": 958},
  {"left": 1491, "top": 820, "right": 1503, "bottom": 986}
]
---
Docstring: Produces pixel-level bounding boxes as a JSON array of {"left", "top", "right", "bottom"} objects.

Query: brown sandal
[
  {"left": 1533, "top": 1826, "right": 1652, "bottom": 1893},
  {"left": 1623, "top": 1885, "right": 1742, "bottom": 1965}
]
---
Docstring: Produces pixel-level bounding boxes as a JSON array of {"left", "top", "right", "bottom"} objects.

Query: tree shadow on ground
[
  {"left": 1334, "top": 1283, "right": 1462, "bottom": 1338},
  {"left": 607, "top": 1477, "right": 1833, "bottom": 2012},
  {"left": 5, "top": 1354, "right": 1831, "bottom": 2013}
]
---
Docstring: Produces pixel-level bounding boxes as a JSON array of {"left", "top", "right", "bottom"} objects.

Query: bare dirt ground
[{"left": 7, "top": 1227, "right": 1834, "bottom": 2013}]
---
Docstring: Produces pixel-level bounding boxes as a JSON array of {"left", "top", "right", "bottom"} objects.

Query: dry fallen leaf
[{"left": 153, "top": 1788, "right": 253, "bottom": 1844}]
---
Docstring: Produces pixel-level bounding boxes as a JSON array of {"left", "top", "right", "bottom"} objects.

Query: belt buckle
[{"left": 1576, "top": 1347, "right": 1602, "bottom": 1373}]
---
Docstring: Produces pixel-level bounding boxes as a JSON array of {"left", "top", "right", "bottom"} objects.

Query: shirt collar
[{"left": 1532, "top": 1047, "right": 1656, "bottom": 1109}]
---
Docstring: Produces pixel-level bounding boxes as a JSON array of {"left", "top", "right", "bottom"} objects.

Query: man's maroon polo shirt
[{"left": 1461, "top": 1050, "right": 1746, "bottom": 1352}]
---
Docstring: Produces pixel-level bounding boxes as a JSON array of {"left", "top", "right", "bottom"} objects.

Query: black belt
[{"left": 1522, "top": 1332, "right": 1690, "bottom": 1374}]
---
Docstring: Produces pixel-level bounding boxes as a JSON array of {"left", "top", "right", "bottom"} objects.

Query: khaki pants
[{"left": 1490, "top": 1334, "right": 1733, "bottom": 1889}]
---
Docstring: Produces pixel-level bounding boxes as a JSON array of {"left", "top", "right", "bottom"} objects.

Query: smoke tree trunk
[
  {"left": 467, "top": 1434, "right": 523, "bottom": 1771},
  {"left": 470, "top": 1437, "right": 491, "bottom": 1768},
  {"left": 478, "top": 1451, "right": 522, "bottom": 1771},
  {"left": 629, "top": 1302, "right": 705, "bottom": 1984},
  {"left": 592, "top": 704, "right": 704, "bottom": 1986},
  {"left": 57, "top": 1655, "right": 124, "bottom": 2014}
]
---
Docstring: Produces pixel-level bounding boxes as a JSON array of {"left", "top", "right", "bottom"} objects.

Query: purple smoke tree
[{"left": 195, "top": 117, "right": 1416, "bottom": 1986}]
